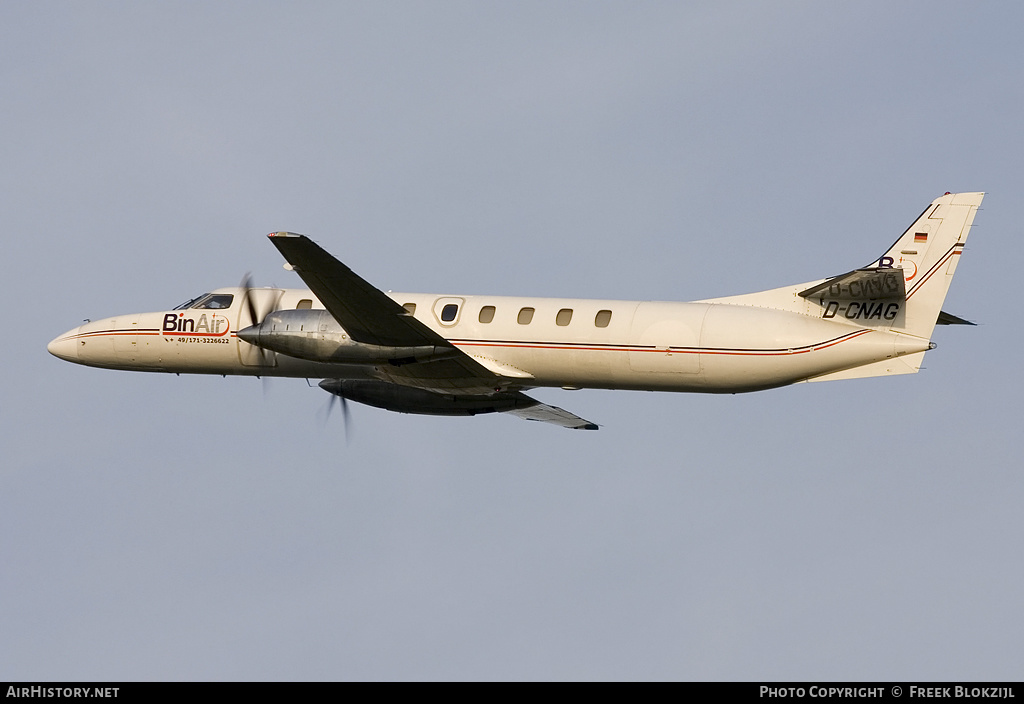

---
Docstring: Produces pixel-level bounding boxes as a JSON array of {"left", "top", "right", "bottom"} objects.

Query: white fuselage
[{"left": 48, "top": 285, "right": 930, "bottom": 394}]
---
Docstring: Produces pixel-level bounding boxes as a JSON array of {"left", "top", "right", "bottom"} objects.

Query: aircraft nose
[{"left": 47, "top": 327, "right": 81, "bottom": 362}]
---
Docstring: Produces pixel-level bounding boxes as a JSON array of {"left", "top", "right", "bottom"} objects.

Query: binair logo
[{"left": 162, "top": 312, "right": 230, "bottom": 336}]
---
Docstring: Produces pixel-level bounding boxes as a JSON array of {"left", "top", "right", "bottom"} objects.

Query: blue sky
[{"left": 3, "top": 1, "right": 1022, "bottom": 680}]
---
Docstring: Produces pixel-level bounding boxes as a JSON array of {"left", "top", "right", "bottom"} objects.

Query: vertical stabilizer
[{"left": 871, "top": 192, "right": 983, "bottom": 339}]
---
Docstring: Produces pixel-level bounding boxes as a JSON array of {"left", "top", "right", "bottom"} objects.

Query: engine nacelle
[
  {"left": 320, "top": 379, "right": 531, "bottom": 417},
  {"left": 237, "top": 309, "right": 456, "bottom": 365}
]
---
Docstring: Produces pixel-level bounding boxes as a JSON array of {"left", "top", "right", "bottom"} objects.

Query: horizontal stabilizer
[
  {"left": 799, "top": 268, "right": 906, "bottom": 301},
  {"left": 937, "top": 310, "right": 975, "bottom": 326}
]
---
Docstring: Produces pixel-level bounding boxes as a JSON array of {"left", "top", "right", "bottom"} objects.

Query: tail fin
[
  {"left": 872, "top": 192, "right": 983, "bottom": 338},
  {"left": 705, "top": 192, "right": 983, "bottom": 340}
]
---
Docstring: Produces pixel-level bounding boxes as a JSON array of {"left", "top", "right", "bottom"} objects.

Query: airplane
[{"left": 47, "top": 191, "right": 983, "bottom": 430}]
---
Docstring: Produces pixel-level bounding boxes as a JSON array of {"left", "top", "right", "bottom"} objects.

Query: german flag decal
[{"left": 914, "top": 232, "right": 928, "bottom": 242}]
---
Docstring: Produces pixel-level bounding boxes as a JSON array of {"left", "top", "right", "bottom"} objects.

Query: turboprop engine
[{"left": 236, "top": 309, "right": 458, "bottom": 365}]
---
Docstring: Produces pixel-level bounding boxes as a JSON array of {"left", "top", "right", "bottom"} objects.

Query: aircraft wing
[
  {"left": 268, "top": 232, "right": 496, "bottom": 392},
  {"left": 267, "top": 232, "right": 598, "bottom": 429},
  {"left": 506, "top": 394, "right": 599, "bottom": 430},
  {"left": 267, "top": 232, "right": 450, "bottom": 348}
]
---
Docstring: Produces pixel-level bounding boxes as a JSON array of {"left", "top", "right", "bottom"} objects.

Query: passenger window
[
  {"left": 556, "top": 308, "right": 573, "bottom": 326},
  {"left": 432, "top": 297, "right": 464, "bottom": 325},
  {"left": 296, "top": 299, "right": 312, "bottom": 310},
  {"left": 518, "top": 307, "right": 535, "bottom": 325},
  {"left": 595, "top": 309, "right": 612, "bottom": 328},
  {"left": 403, "top": 303, "right": 417, "bottom": 315},
  {"left": 479, "top": 306, "right": 496, "bottom": 324}
]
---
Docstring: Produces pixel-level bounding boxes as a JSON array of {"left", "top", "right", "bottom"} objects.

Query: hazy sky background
[{"left": 3, "top": 1, "right": 1022, "bottom": 680}]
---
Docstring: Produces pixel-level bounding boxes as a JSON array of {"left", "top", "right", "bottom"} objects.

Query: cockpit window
[
  {"left": 193, "top": 294, "right": 234, "bottom": 309},
  {"left": 173, "top": 293, "right": 234, "bottom": 310},
  {"left": 173, "top": 294, "right": 206, "bottom": 310}
]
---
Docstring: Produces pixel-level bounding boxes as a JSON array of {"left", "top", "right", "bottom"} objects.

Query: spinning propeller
[
  {"left": 237, "top": 272, "right": 275, "bottom": 383},
  {"left": 323, "top": 390, "right": 353, "bottom": 444},
  {"left": 238, "top": 272, "right": 265, "bottom": 329}
]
